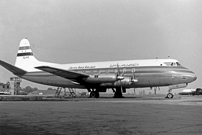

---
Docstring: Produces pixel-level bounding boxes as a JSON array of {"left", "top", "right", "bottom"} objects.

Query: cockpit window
[
  {"left": 164, "top": 62, "right": 181, "bottom": 66},
  {"left": 176, "top": 62, "right": 181, "bottom": 66}
]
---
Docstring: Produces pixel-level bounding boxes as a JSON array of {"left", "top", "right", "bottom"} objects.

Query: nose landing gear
[
  {"left": 165, "top": 89, "right": 174, "bottom": 99},
  {"left": 166, "top": 93, "right": 174, "bottom": 98}
]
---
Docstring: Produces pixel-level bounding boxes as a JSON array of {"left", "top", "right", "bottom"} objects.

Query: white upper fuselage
[
  {"left": 24, "top": 58, "right": 180, "bottom": 72},
  {"left": 58, "top": 59, "right": 178, "bottom": 70}
]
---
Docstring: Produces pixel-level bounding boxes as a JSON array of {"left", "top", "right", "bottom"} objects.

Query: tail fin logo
[
  {"left": 15, "top": 38, "right": 41, "bottom": 71},
  {"left": 17, "top": 39, "right": 33, "bottom": 59}
]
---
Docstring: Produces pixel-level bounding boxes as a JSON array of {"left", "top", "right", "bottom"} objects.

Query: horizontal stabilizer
[
  {"left": 35, "top": 66, "right": 89, "bottom": 80},
  {"left": 0, "top": 60, "right": 27, "bottom": 75}
]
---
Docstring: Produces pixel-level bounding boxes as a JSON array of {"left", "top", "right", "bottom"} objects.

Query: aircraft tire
[
  {"left": 166, "top": 93, "right": 174, "bottom": 99},
  {"left": 90, "top": 91, "right": 99, "bottom": 98}
]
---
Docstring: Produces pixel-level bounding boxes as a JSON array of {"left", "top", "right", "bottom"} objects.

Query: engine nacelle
[
  {"left": 114, "top": 77, "right": 133, "bottom": 86},
  {"left": 85, "top": 74, "right": 123, "bottom": 83}
]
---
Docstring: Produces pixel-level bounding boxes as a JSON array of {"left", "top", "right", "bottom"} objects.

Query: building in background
[
  {"left": 9, "top": 77, "right": 21, "bottom": 95},
  {"left": 0, "top": 82, "right": 11, "bottom": 95},
  {"left": 0, "top": 77, "right": 22, "bottom": 95}
]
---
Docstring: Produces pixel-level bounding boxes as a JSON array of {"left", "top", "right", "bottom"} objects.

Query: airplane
[
  {"left": 179, "top": 88, "right": 202, "bottom": 95},
  {"left": 0, "top": 38, "right": 197, "bottom": 98}
]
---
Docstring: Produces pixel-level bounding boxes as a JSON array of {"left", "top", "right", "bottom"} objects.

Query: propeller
[
  {"left": 130, "top": 68, "right": 138, "bottom": 83},
  {"left": 116, "top": 63, "right": 124, "bottom": 80},
  {"left": 115, "top": 63, "right": 124, "bottom": 92}
]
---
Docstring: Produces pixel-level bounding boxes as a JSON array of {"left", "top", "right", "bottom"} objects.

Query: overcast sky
[{"left": 0, "top": 0, "right": 201, "bottom": 92}]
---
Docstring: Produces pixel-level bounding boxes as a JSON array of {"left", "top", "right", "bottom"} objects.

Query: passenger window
[
  {"left": 123, "top": 68, "right": 126, "bottom": 73},
  {"left": 106, "top": 69, "right": 109, "bottom": 73},
  {"left": 77, "top": 70, "right": 82, "bottom": 73},
  {"left": 93, "top": 70, "right": 98, "bottom": 73},
  {"left": 100, "top": 69, "right": 105, "bottom": 73},
  {"left": 110, "top": 70, "right": 113, "bottom": 73},
  {"left": 126, "top": 68, "right": 130, "bottom": 72},
  {"left": 86, "top": 70, "right": 91, "bottom": 73}
]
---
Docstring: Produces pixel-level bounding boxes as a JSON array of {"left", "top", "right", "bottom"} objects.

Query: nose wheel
[
  {"left": 166, "top": 93, "right": 174, "bottom": 99},
  {"left": 165, "top": 89, "right": 174, "bottom": 99}
]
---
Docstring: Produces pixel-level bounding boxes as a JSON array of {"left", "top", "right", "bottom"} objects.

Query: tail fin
[{"left": 15, "top": 39, "right": 43, "bottom": 71}]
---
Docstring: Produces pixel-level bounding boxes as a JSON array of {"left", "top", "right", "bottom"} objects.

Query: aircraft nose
[
  {"left": 191, "top": 73, "right": 197, "bottom": 81},
  {"left": 182, "top": 72, "right": 197, "bottom": 83}
]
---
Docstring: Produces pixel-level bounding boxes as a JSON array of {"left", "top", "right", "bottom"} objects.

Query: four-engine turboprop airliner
[{"left": 0, "top": 39, "right": 197, "bottom": 98}]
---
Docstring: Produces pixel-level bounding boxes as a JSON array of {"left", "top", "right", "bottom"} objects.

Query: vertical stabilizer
[{"left": 15, "top": 39, "right": 42, "bottom": 71}]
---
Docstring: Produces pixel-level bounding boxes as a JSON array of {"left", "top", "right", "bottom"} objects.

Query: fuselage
[{"left": 20, "top": 59, "right": 197, "bottom": 89}]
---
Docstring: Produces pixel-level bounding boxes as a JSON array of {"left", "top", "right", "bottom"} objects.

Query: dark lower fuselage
[{"left": 19, "top": 66, "right": 197, "bottom": 89}]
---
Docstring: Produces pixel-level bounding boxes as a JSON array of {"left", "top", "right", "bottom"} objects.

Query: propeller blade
[
  {"left": 117, "top": 63, "right": 120, "bottom": 75},
  {"left": 116, "top": 63, "right": 124, "bottom": 80},
  {"left": 132, "top": 68, "right": 135, "bottom": 79},
  {"left": 131, "top": 68, "right": 137, "bottom": 83}
]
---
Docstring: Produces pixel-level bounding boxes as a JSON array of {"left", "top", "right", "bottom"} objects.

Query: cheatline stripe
[
  {"left": 17, "top": 52, "right": 33, "bottom": 56},
  {"left": 25, "top": 67, "right": 194, "bottom": 75}
]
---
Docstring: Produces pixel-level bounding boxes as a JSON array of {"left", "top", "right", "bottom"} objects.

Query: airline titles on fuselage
[
  {"left": 69, "top": 66, "right": 96, "bottom": 70},
  {"left": 109, "top": 63, "right": 139, "bottom": 68},
  {"left": 69, "top": 63, "right": 139, "bottom": 70}
]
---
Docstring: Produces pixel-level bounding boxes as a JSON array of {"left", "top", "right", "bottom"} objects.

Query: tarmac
[{"left": 0, "top": 95, "right": 202, "bottom": 135}]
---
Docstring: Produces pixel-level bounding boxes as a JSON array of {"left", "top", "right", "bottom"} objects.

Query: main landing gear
[
  {"left": 112, "top": 88, "right": 124, "bottom": 98},
  {"left": 88, "top": 88, "right": 100, "bottom": 98},
  {"left": 90, "top": 91, "right": 100, "bottom": 98},
  {"left": 165, "top": 89, "right": 174, "bottom": 99},
  {"left": 88, "top": 87, "right": 124, "bottom": 98}
]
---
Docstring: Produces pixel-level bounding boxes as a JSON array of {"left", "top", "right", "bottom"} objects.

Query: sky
[{"left": 0, "top": 0, "right": 201, "bottom": 93}]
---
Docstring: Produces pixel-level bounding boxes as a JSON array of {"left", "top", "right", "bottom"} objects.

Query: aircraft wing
[{"left": 35, "top": 66, "right": 89, "bottom": 82}]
